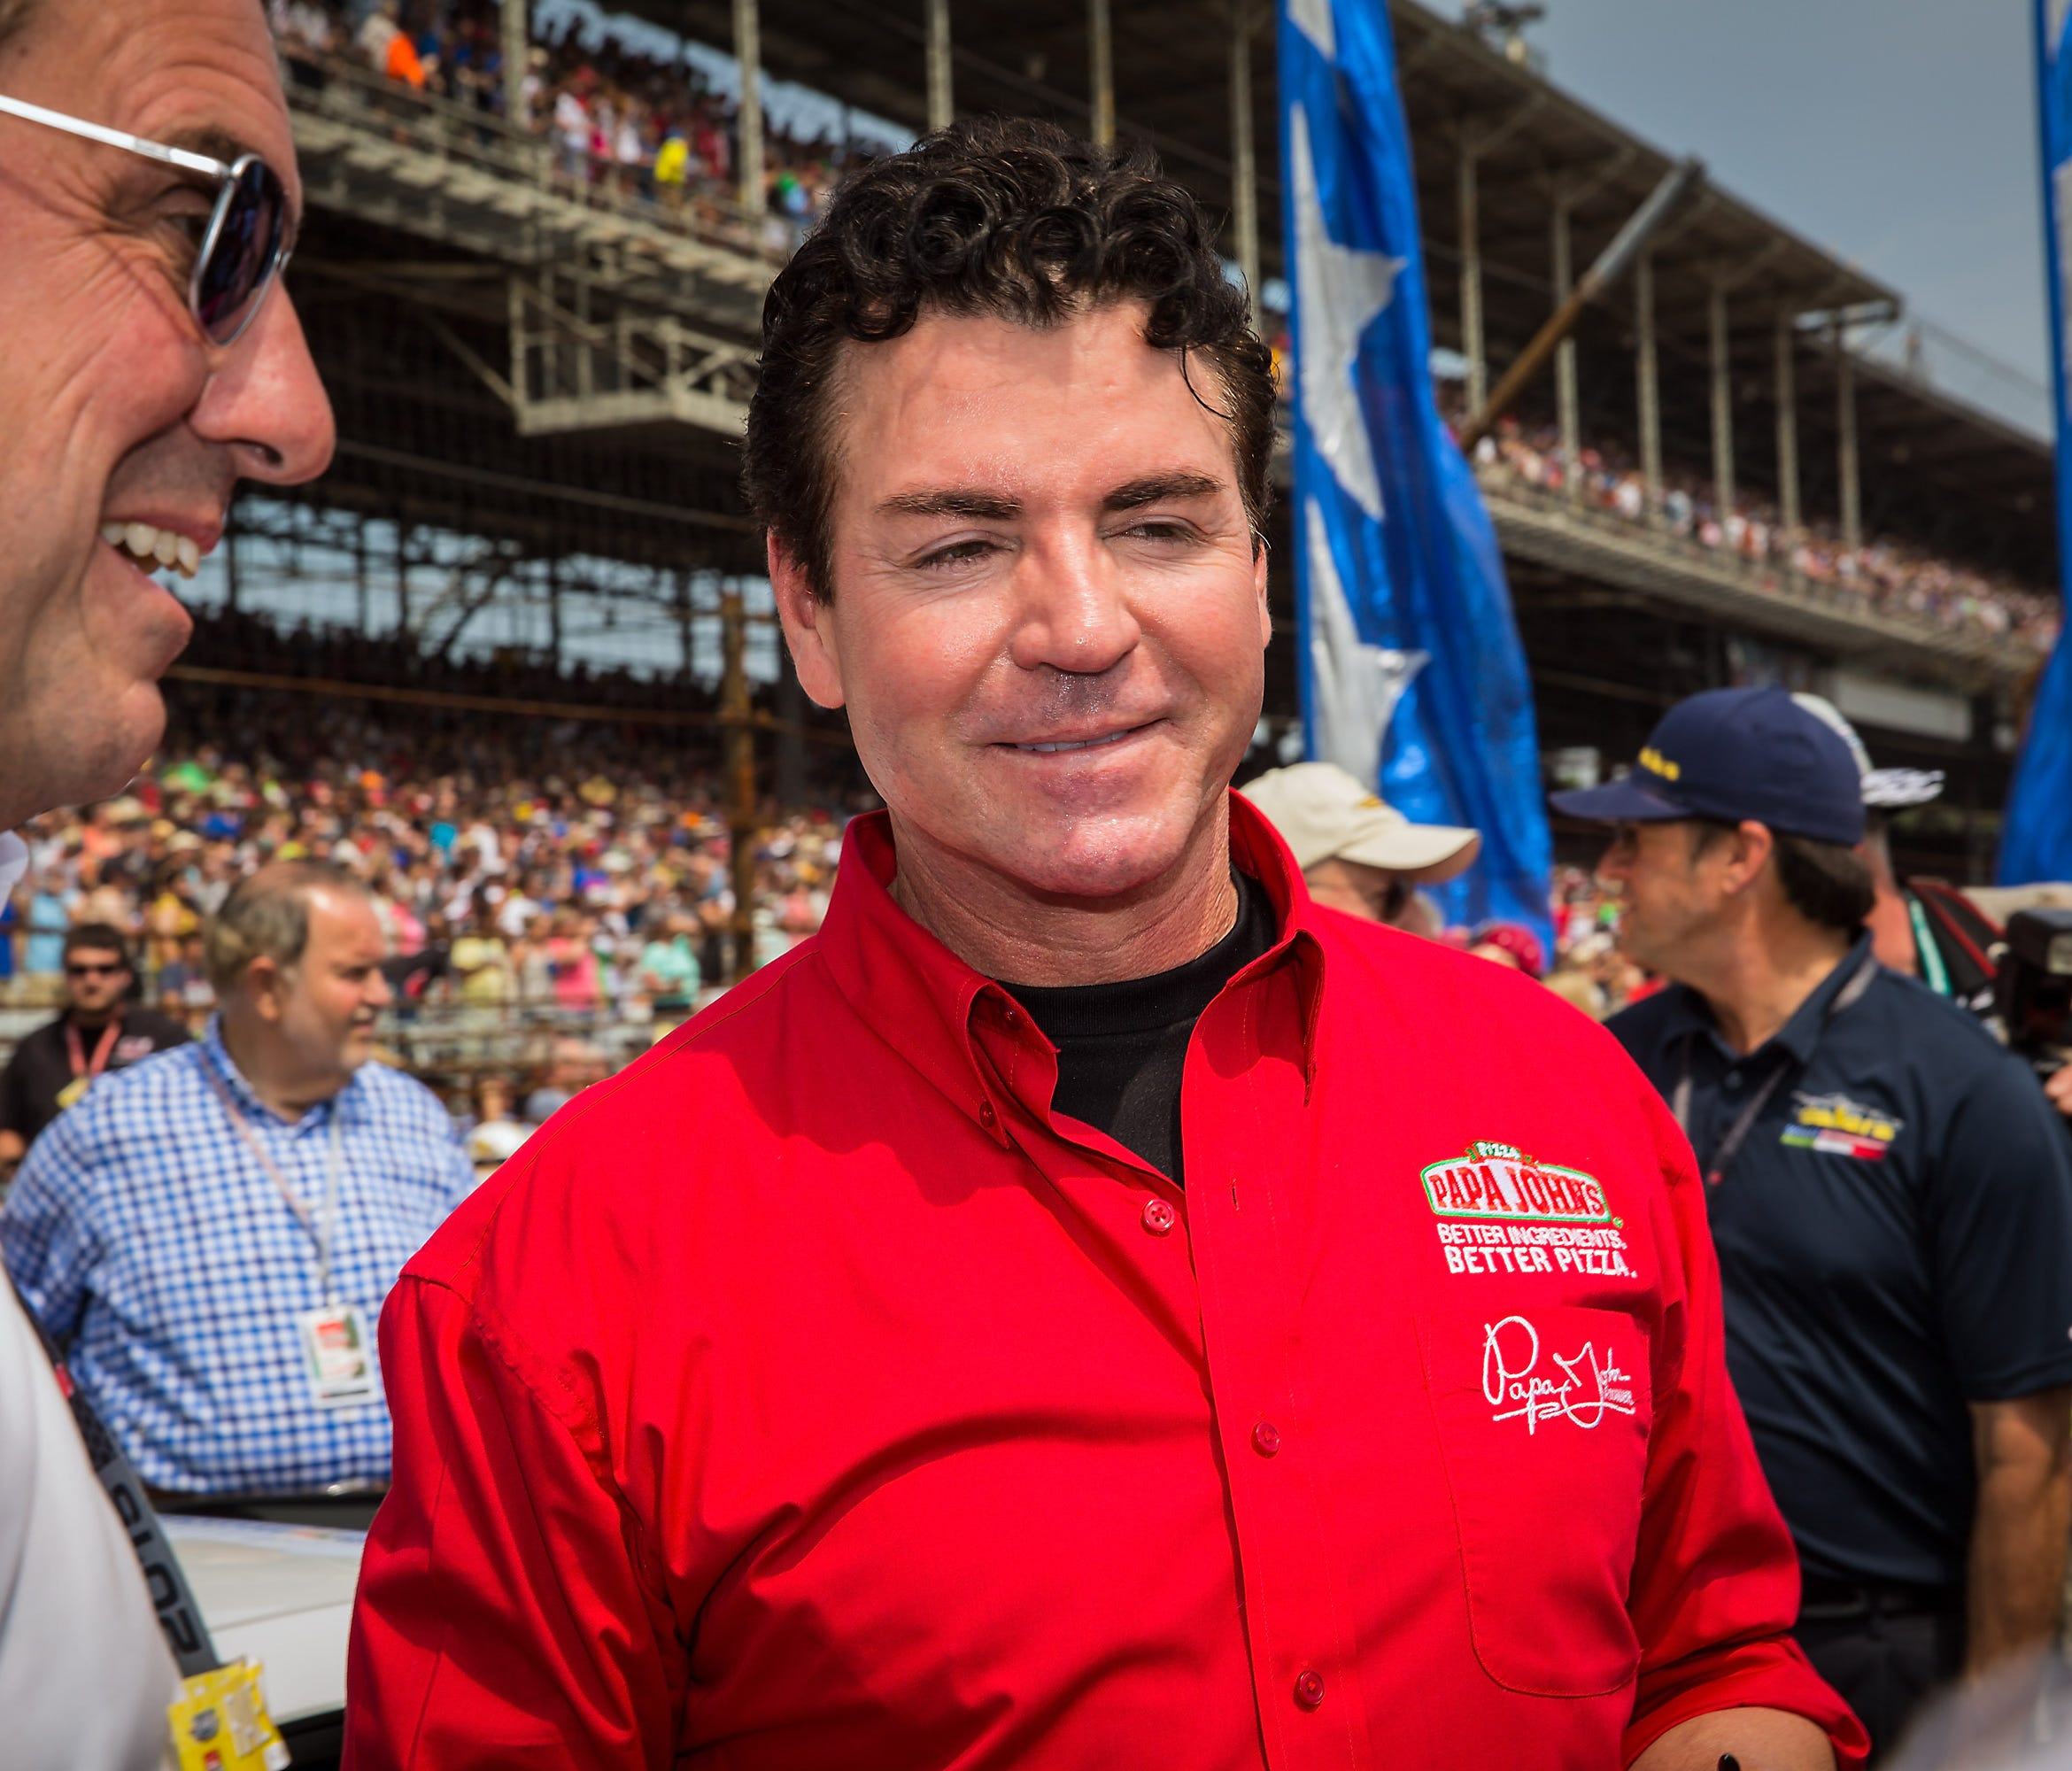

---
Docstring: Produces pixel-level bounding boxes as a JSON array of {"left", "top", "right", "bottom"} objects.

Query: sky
[{"left": 1507, "top": 0, "right": 2053, "bottom": 429}]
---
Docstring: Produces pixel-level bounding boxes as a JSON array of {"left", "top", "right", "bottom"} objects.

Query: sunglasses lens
[{"left": 196, "top": 158, "right": 286, "bottom": 345}]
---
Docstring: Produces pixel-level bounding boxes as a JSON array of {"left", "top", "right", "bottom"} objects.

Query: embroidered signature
[{"left": 1480, "top": 1315, "right": 1636, "bottom": 1435}]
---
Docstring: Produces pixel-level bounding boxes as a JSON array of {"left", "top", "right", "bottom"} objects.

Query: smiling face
[
  {"left": 1595, "top": 819, "right": 1739, "bottom": 979},
  {"left": 0, "top": 0, "right": 336, "bottom": 828},
  {"left": 774, "top": 302, "right": 1271, "bottom": 911}
]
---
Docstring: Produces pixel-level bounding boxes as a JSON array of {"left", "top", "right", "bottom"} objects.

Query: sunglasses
[
  {"left": 0, "top": 92, "right": 295, "bottom": 346},
  {"left": 66, "top": 961, "right": 128, "bottom": 978}
]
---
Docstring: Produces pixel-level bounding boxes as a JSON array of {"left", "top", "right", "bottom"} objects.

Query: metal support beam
[
  {"left": 1552, "top": 199, "right": 1580, "bottom": 501},
  {"left": 501, "top": 0, "right": 529, "bottom": 129},
  {"left": 925, "top": 0, "right": 953, "bottom": 132},
  {"left": 1456, "top": 159, "right": 1702, "bottom": 452},
  {"left": 396, "top": 522, "right": 412, "bottom": 636},
  {"left": 1228, "top": 2, "right": 1259, "bottom": 318},
  {"left": 355, "top": 522, "right": 370, "bottom": 635},
  {"left": 1708, "top": 282, "right": 1735, "bottom": 527},
  {"left": 1836, "top": 319, "right": 1862, "bottom": 553},
  {"left": 1635, "top": 251, "right": 1661, "bottom": 522},
  {"left": 1089, "top": 0, "right": 1115, "bottom": 148},
  {"left": 1774, "top": 309, "right": 1801, "bottom": 536},
  {"left": 675, "top": 570, "right": 695, "bottom": 683},
  {"left": 1457, "top": 131, "right": 1486, "bottom": 411},
  {"left": 733, "top": 0, "right": 764, "bottom": 218}
]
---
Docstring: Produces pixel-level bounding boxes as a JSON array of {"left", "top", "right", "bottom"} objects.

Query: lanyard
[
  {"left": 1671, "top": 951, "right": 1881, "bottom": 1191},
  {"left": 65, "top": 1017, "right": 120, "bottom": 1082},
  {"left": 8, "top": 1276, "right": 220, "bottom": 1678},
  {"left": 204, "top": 1062, "right": 345, "bottom": 1303}
]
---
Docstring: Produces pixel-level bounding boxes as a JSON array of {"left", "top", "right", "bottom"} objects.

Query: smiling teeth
[
  {"left": 101, "top": 522, "right": 200, "bottom": 580},
  {"left": 1018, "top": 732, "right": 1131, "bottom": 754}
]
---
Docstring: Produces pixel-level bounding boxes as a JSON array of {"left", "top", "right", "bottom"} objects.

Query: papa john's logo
[
  {"left": 1481, "top": 1315, "right": 1636, "bottom": 1435},
  {"left": 1421, "top": 1141, "right": 1612, "bottom": 1225}
]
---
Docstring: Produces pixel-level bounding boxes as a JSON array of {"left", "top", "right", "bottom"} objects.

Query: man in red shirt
[{"left": 344, "top": 119, "right": 1864, "bottom": 1769}]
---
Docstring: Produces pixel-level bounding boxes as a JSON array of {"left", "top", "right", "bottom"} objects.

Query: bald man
[{"left": 4, "top": 861, "right": 474, "bottom": 1502}]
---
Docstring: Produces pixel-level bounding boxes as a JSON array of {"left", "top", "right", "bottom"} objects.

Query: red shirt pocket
[{"left": 1416, "top": 1304, "right": 1653, "bottom": 1697}]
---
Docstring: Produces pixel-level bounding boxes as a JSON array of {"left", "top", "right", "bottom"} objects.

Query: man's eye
[
  {"left": 1117, "top": 522, "right": 1198, "bottom": 545},
  {"left": 157, "top": 205, "right": 212, "bottom": 264},
  {"left": 916, "top": 539, "right": 995, "bottom": 571}
]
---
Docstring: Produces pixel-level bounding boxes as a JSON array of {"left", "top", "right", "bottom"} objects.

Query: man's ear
[
  {"left": 1723, "top": 820, "right": 1777, "bottom": 899},
  {"left": 1251, "top": 537, "right": 1272, "bottom": 650},
  {"left": 244, "top": 957, "right": 283, "bottom": 1023},
  {"left": 769, "top": 533, "right": 847, "bottom": 712}
]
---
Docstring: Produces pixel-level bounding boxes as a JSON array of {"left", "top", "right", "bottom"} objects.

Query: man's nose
[
  {"left": 191, "top": 283, "right": 337, "bottom": 489},
  {"left": 1008, "top": 530, "right": 1143, "bottom": 677}
]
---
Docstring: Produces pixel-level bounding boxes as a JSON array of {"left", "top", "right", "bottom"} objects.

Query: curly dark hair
[{"left": 741, "top": 116, "right": 1276, "bottom": 599}]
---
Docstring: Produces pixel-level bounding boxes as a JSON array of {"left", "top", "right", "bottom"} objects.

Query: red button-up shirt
[{"left": 345, "top": 800, "right": 1865, "bottom": 1768}]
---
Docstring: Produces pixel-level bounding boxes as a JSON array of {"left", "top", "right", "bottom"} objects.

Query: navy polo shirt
[{"left": 1610, "top": 932, "right": 2072, "bottom": 1591}]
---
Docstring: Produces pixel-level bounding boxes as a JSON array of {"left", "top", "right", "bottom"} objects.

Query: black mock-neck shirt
[{"left": 999, "top": 873, "right": 1277, "bottom": 1185}]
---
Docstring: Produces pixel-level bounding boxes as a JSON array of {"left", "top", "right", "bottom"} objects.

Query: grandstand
[{"left": 206, "top": 0, "right": 2061, "bottom": 897}]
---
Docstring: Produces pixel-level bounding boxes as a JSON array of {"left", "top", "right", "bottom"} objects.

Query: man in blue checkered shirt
[{"left": 2, "top": 859, "right": 475, "bottom": 1496}]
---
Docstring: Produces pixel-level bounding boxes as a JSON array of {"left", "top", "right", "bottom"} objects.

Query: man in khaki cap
[{"left": 1239, "top": 762, "right": 1480, "bottom": 928}]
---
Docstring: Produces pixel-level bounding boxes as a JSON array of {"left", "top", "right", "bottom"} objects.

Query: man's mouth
[
  {"left": 101, "top": 522, "right": 202, "bottom": 580},
  {"left": 1007, "top": 724, "right": 1151, "bottom": 755}
]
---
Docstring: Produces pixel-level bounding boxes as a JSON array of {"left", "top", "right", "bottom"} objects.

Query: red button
[
  {"left": 1001, "top": 1006, "right": 1021, "bottom": 1030},
  {"left": 1252, "top": 1420, "right": 1280, "bottom": 1458},
  {"left": 1294, "top": 1669, "right": 1325, "bottom": 1710},
  {"left": 978, "top": 1101, "right": 997, "bottom": 1129},
  {"left": 1141, "top": 1197, "right": 1177, "bottom": 1236}
]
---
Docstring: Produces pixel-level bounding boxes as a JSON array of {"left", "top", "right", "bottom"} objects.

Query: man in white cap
[{"left": 1238, "top": 761, "right": 1479, "bottom": 929}]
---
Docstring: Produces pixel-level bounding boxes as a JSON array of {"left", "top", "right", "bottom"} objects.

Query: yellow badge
[
  {"left": 54, "top": 1076, "right": 90, "bottom": 1111},
  {"left": 168, "top": 1660, "right": 290, "bottom": 1771}
]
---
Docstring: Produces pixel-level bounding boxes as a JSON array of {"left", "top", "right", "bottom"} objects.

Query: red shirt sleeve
[
  {"left": 344, "top": 1271, "right": 682, "bottom": 1769},
  {"left": 1621, "top": 1087, "right": 1869, "bottom": 1768}
]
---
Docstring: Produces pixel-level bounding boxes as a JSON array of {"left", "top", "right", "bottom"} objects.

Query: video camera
[{"left": 1996, "top": 908, "right": 2072, "bottom": 1083}]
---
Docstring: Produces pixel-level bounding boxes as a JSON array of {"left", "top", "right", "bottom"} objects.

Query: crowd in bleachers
[
  {"left": 1471, "top": 415, "right": 2063, "bottom": 657},
  {"left": 273, "top": 0, "right": 863, "bottom": 249},
  {"left": 0, "top": 608, "right": 868, "bottom": 1135}
]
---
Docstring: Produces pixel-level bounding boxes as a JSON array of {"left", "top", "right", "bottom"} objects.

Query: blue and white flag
[
  {"left": 2005, "top": 0, "right": 2072, "bottom": 884},
  {"left": 1280, "top": 0, "right": 1551, "bottom": 943}
]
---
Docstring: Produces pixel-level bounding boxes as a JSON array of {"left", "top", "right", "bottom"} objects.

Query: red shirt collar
[{"left": 814, "top": 794, "right": 1328, "bottom": 1143}]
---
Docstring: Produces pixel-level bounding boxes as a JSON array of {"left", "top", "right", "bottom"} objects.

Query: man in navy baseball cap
[
  {"left": 1550, "top": 685, "right": 1865, "bottom": 844},
  {"left": 1558, "top": 684, "right": 2072, "bottom": 1759}
]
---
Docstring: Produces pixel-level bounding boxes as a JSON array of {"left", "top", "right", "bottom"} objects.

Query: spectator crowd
[
  {"left": 0, "top": 607, "right": 864, "bottom": 1154},
  {"left": 272, "top": 0, "right": 866, "bottom": 251},
  {"left": 1472, "top": 414, "right": 2062, "bottom": 657}
]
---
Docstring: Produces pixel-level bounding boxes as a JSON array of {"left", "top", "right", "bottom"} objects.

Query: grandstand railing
[
  {"left": 282, "top": 51, "right": 785, "bottom": 280},
  {"left": 1474, "top": 469, "right": 2046, "bottom": 683},
  {"left": 372, "top": 998, "right": 671, "bottom": 1082}
]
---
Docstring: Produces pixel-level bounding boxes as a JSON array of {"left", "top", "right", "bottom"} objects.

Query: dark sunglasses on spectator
[
  {"left": 66, "top": 962, "right": 128, "bottom": 978},
  {"left": 0, "top": 92, "right": 295, "bottom": 345}
]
